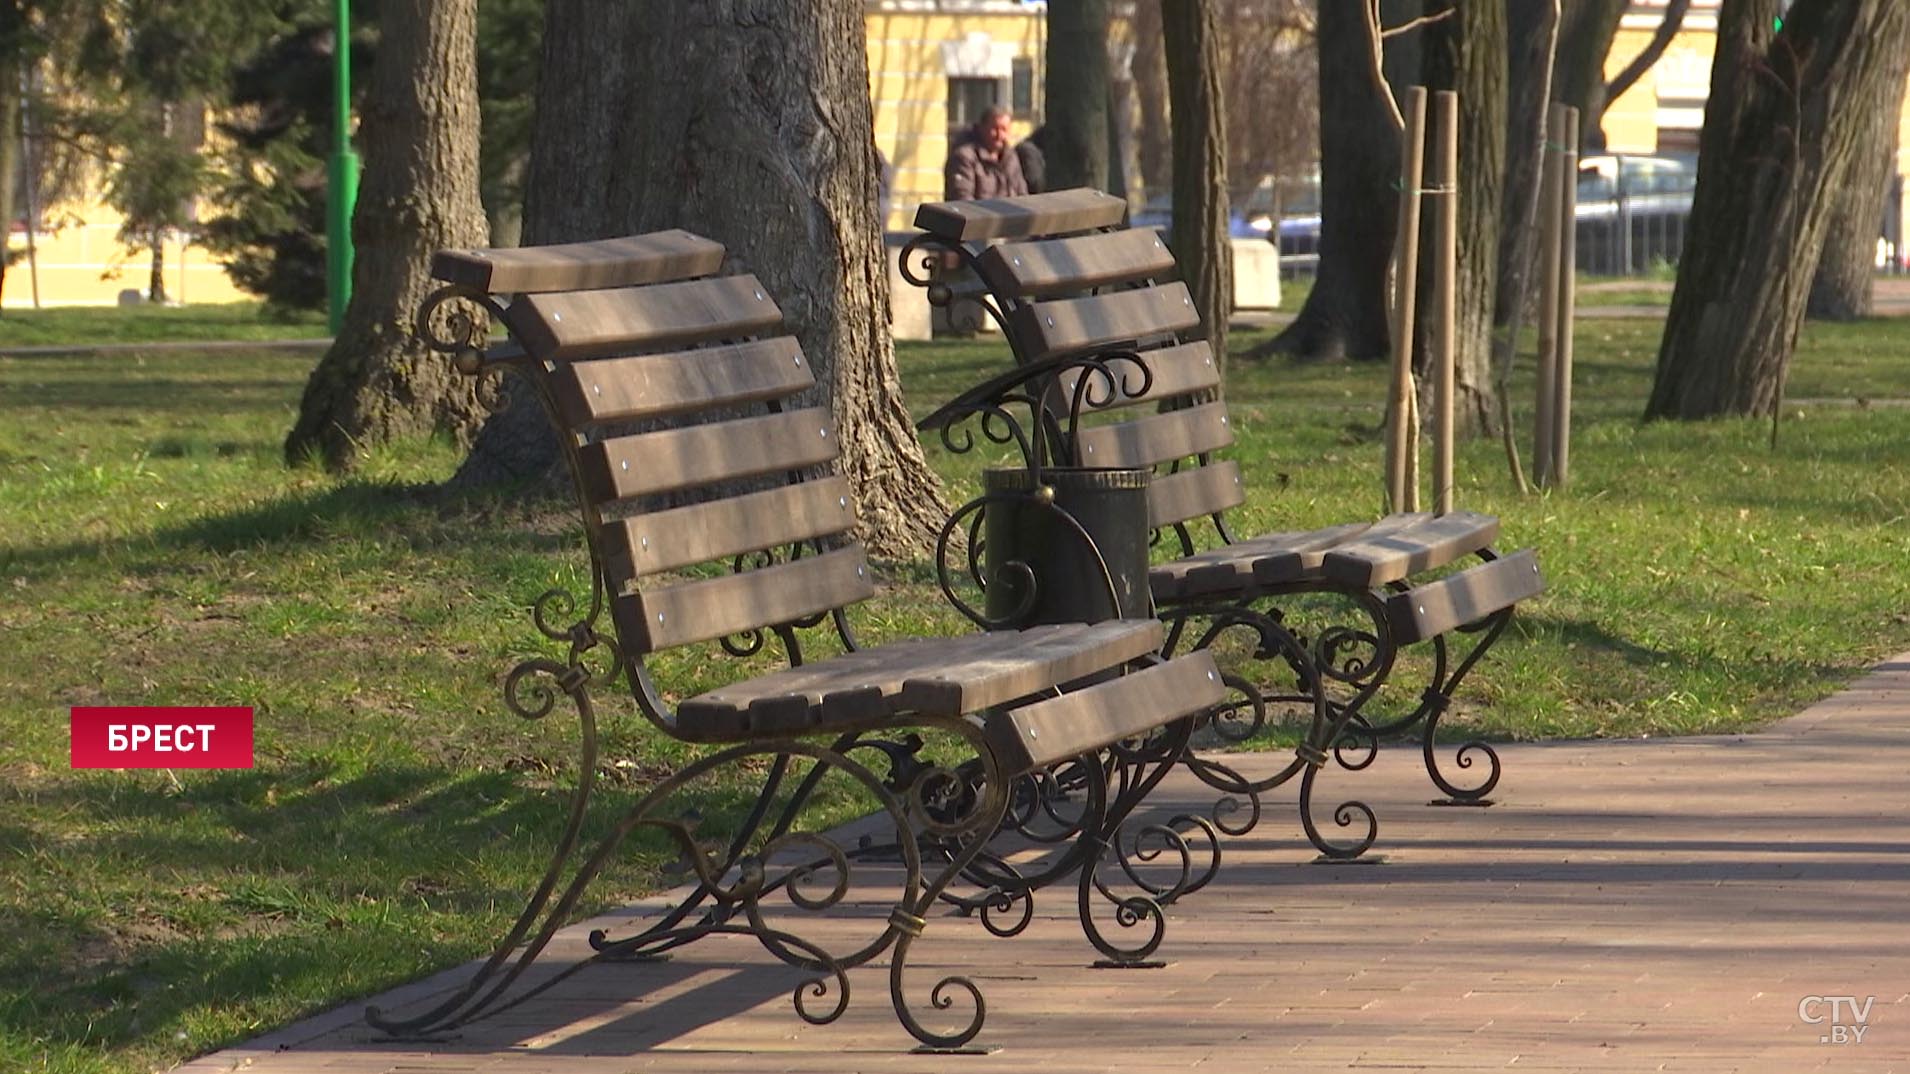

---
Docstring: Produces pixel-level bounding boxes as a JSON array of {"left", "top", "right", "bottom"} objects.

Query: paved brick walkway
[{"left": 176, "top": 656, "right": 1910, "bottom": 1073}]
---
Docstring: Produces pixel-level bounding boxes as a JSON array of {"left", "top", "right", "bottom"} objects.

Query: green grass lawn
[
  {"left": 2, "top": 312, "right": 1909, "bottom": 1072},
  {"left": 0, "top": 303, "right": 326, "bottom": 348}
]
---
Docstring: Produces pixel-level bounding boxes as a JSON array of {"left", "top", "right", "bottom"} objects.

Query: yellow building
[
  {"left": 866, "top": 0, "right": 1047, "bottom": 233},
  {"left": 1599, "top": 1, "right": 1715, "bottom": 155},
  {"left": 6, "top": 92, "right": 246, "bottom": 310},
  {"left": 5, "top": 204, "right": 247, "bottom": 309}
]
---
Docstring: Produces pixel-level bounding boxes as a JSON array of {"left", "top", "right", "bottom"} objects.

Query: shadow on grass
[
  {"left": 3, "top": 477, "right": 581, "bottom": 574},
  {"left": 0, "top": 751, "right": 864, "bottom": 1060},
  {"left": 1516, "top": 613, "right": 1673, "bottom": 667},
  {"left": 0, "top": 374, "right": 305, "bottom": 414}
]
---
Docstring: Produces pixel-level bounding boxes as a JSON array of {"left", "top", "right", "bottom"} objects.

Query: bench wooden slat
[
  {"left": 977, "top": 228, "right": 1177, "bottom": 298},
  {"left": 1318, "top": 511, "right": 1503, "bottom": 587},
  {"left": 1245, "top": 517, "right": 1429, "bottom": 587},
  {"left": 430, "top": 231, "right": 725, "bottom": 293},
  {"left": 509, "top": 275, "right": 783, "bottom": 361},
  {"left": 1011, "top": 282, "right": 1201, "bottom": 362},
  {"left": 603, "top": 476, "right": 856, "bottom": 578},
  {"left": 1146, "top": 461, "right": 1246, "bottom": 529},
  {"left": 984, "top": 652, "right": 1225, "bottom": 775},
  {"left": 1054, "top": 341, "right": 1221, "bottom": 415},
  {"left": 548, "top": 338, "right": 813, "bottom": 427},
  {"left": 1074, "top": 401, "right": 1234, "bottom": 469},
  {"left": 1150, "top": 521, "right": 1362, "bottom": 602},
  {"left": 895, "top": 619, "right": 1165, "bottom": 715},
  {"left": 579, "top": 407, "right": 836, "bottom": 502},
  {"left": 913, "top": 189, "right": 1129, "bottom": 242},
  {"left": 673, "top": 621, "right": 1167, "bottom": 741},
  {"left": 612, "top": 546, "right": 874, "bottom": 654},
  {"left": 1383, "top": 549, "right": 1543, "bottom": 644}
]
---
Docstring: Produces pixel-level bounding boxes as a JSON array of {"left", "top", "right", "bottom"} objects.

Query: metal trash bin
[{"left": 980, "top": 466, "right": 1152, "bottom": 627}]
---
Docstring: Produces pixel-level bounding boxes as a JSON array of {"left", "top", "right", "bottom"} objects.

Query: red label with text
[{"left": 70, "top": 707, "right": 255, "bottom": 769}]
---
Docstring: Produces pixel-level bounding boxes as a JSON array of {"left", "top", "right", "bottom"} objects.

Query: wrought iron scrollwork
[
  {"left": 933, "top": 489, "right": 1124, "bottom": 632},
  {"left": 922, "top": 349, "right": 1153, "bottom": 475},
  {"left": 1298, "top": 763, "right": 1379, "bottom": 861},
  {"left": 936, "top": 398, "right": 1036, "bottom": 462},
  {"left": 897, "top": 233, "right": 1018, "bottom": 342},
  {"left": 414, "top": 284, "right": 509, "bottom": 371}
]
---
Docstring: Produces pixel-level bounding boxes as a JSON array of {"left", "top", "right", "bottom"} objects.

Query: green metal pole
[{"left": 326, "top": 0, "right": 359, "bottom": 334}]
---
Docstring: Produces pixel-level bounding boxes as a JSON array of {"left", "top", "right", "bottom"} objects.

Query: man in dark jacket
[{"left": 945, "top": 106, "right": 1028, "bottom": 200}]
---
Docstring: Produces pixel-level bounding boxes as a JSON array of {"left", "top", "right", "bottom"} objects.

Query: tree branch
[
  {"left": 1364, "top": 0, "right": 1405, "bottom": 132},
  {"left": 1381, "top": 6, "right": 1456, "bottom": 40},
  {"left": 1604, "top": 0, "right": 1692, "bottom": 104}
]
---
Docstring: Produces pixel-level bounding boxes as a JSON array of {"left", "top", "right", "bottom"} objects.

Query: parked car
[
  {"left": 1272, "top": 153, "right": 1699, "bottom": 278},
  {"left": 1573, "top": 153, "right": 1696, "bottom": 275},
  {"left": 1130, "top": 196, "right": 1277, "bottom": 244}
]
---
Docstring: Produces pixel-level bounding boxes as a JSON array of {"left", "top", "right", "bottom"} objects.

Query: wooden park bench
[
  {"left": 365, "top": 229, "right": 1226, "bottom": 1050},
  {"left": 899, "top": 190, "right": 1545, "bottom": 857}
]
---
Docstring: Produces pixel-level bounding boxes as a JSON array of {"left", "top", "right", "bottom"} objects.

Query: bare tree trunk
[
  {"left": 1414, "top": 0, "right": 1505, "bottom": 436},
  {"left": 1046, "top": 0, "right": 1111, "bottom": 192},
  {"left": 1257, "top": 0, "right": 1398, "bottom": 361},
  {"left": 1648, "top": 0, "right": 1910, "bottom": 419},
  {"left": 452, "top": 0, "right": 946, "bottom": 558},
  {"left": 0, "top": 55, "right": 17, "bottom": 311},
  {"left": 1808, "top": 44, "right": 1910, "bottom": 320},
  {"left": 1162, "top": 0, "right": 1231, "bottom": 369},
  {"left": 1130, "top": 0, "right": 1172, "bottom": 199},
  {"left": 1497, "top": 0, "right": 1561, "bottom": 327},
  {"left": 1552, "top": 0, "right": 1625, "bottom": 151},
  {"left": 147, "top": 236, "right": 166, "bottom": 303},
  {"left": 285, "top": 0, "right": 488, "bottom": 468},
  {"left": 1492, "top": 0, "right": 1559, "bottom": 495}
]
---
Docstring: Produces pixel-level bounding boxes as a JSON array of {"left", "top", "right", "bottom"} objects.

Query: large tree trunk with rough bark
[
  {"left": 1257, "top": 0, "right": 1398, "bottom": 361},
  {"left": 284, "top": 0, "right": 488, "bottom": 468},
  {"left": 1413, "top": 0, "right": 1505, "bottom": 436},
  {"left": 1163, "top": 0, "right": 1231, "bottom": 368},
  {"left": 1808, "top": 46, "right": 1910, "bottom": 320},
  {"left": 452, "top": 0, "right": 945, "bottom": 558},
  {"left": 1047, "top": 0, "right": 1111, "bottom": 192},
  {"left": 1648, "top": 0, "right": 1910, "bottom": 420}
]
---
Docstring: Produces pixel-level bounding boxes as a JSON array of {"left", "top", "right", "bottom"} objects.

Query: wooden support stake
[
  {"left": 1553, "top": 105, "right": 1579, "bottom": 490},
  {"left": 1433, "top": 90, "right": 1458, "bottom": 516},
  {"left": 1533, "top": 104, "right": 1564, "bottom": 488},
  {"left": 1386, "top": 87, "right": 1429, "bottom": 515}
]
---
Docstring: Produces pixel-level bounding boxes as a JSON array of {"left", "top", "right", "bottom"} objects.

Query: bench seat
[
  {"left": 1148, "top": 512, "right": 1500, "bottom": 602},
  {"left": 676, "top": 620, "right": 1166, "bottom": 741}
]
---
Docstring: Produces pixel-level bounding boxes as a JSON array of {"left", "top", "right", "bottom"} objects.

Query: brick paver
[{"left": 174, "top": 656, "right": 1910, "bottom": 1073}]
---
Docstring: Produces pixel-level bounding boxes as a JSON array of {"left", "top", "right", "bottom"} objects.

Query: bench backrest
[
  {"left": 432, "top": 231, "right": 872, "bottom": 661},
  {"left": 914, "top": 191, "right": 1246, "bottom": 543}
]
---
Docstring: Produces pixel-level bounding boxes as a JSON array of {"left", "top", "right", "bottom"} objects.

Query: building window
[
  {"left": 1011, "top": 57, "right": 1037, "bottom": 120},
  {"left": 948, "top": 76, "right": 1003, "bottom": 135}
]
